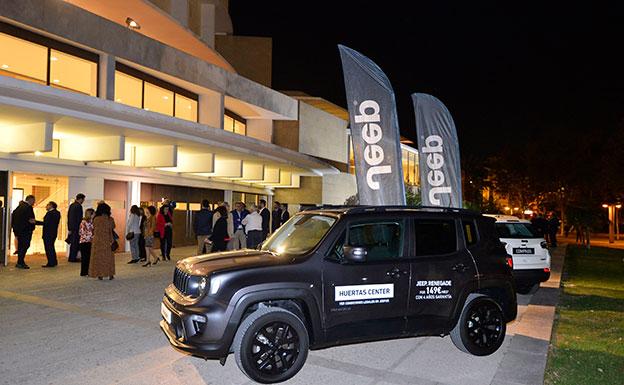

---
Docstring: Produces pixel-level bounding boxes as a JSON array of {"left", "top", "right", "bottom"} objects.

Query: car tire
[
  {"left": 233, "top": 306, "right": 309, "bottom": 384},
  {"left": 517, "top": 284, "right": 539, "bottom": 295},
  {"left": 450, "top": 294, "right": 506, "bottom": 356}
]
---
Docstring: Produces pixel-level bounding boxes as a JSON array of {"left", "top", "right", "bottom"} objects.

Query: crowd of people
[
  {"left": 10, "top": 194, "right": 290, "bottom": 277},
  {"left": 530, "top": 210, "right": 560, "bottom": 247}
]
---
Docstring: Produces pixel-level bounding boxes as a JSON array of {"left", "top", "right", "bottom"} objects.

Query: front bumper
[
  {"left": 159, "top": 297, "right": 231, "bottom": 359},
  {"left": 512, "top": 268, "right": 550, "bottom": 287}
]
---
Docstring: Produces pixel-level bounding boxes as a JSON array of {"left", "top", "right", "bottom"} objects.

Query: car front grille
[{"left": 172, "top": 267, "right": 200, "bottom": 297}]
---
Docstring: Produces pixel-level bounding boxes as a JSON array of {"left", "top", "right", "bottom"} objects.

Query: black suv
[{"left": 160, "top": 206, "right": 517, "bottom": 383}]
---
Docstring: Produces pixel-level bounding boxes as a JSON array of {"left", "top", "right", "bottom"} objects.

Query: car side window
[
  {"left": 347, "top": 221, "right": 404, "bottom": 262},
  {"left": 462, "top": 220, "right": 478, "bottom": 247},
  {"left": 414, "top": 219, "right": 457, "bottom": 256}
]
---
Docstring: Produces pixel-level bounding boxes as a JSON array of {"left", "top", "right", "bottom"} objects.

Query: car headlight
[{"left": 198, "top": 277, "right": 209, "bottom": 296}]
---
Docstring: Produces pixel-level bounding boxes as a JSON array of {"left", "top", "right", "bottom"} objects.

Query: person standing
[
  {"left": 40, "top": 201, "right": 61, "bottom": 268},
  {"left": 280, "top": 203, "right": 290, "bottom": 226},
  {"left": 547, "top": 211, "right": 560, "bottom": 247},
  {"left": 126, "top": 205, "right": 141, "bottom": 264},
  {"left": 271, "top": 201, "right": 282, "bottom": 233},
  {"left": 143, "top": 206, "right": 160, "bottom": 266},
  {"left": 79, "top": 208, "right": 95, "bottom": 276},
  {"left": 138, "top": 207, "right": 147, "bottom": 262},
  {"left": 229, "top": 202, "right": 249, "bottom": 250},
  {"left": 210, "top": 206, "right": 229, "bottom": 252},
  {"left": 67, "top": 193, "right": 85, "bottom": 263},
  {"left": 89, "top": 202, "right": 116, "bottom": 280},
  {"left": 258, "top": 199, "right": 270, "bottom": 241},
  {"left": 156, "top": 205, "right": 173, "bottom": 261},
  {"left": 11, "top": 195, "right": 36, "bottom": 269},
  {"left": 242, "top": 204, "right": 263, "bottom": 249},
  {"left": 193, "top": 200, "right": 213, "bottom": 255}
]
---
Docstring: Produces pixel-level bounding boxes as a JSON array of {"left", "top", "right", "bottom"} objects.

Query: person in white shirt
[
  {"left": 126, "top": 205, "right": 142, "bottom": 263},
  {"left": 242, "top": 204, "right": 264, "bottom": 249}
]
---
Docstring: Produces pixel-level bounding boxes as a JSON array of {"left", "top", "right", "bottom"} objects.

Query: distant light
[
  {"left": 34, "top": 151, "right": 43, "bottom": 157},
  {"left": 617, "top": 204, "right": 622, "bottom": 209},
  {"left": 125, "top": 17, "right": 140, "bottom": 30},
  {"left": 513, "top": 207, "right": 519, "bottom": 211},
  {"left": 52, "top": 79, "right": 60, "bottom": 83},
  {"left": 1, "top": 64, "right": 8, "bottom": 69},
  {"left": 504, "top": 206, "right": 510, "bottom": 211},
  {"left": 523, "top": 210, "right": 533, "bottom": 215},
  {"left": 163, "top": 95, "right": 169, "bottom": 100},
  {"left": 50, "top": 56, "right": 58, "bottom": 61},
  {"left": 602, "top": 204, "right": 609, "bottom": 208},
  {"left": 116, "top": 98, "right": 122, "bottom": 102}
]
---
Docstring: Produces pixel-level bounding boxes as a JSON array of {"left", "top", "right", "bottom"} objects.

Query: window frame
[
  {"left": 115, "top": 62, "right": 199, "bottom": 121},
  {"left": 224, "top": 109, "right": 247, "bottom": 135},
  {"left": 327, "top": 218, "right": 407, "bottom": 264},
  {"left": 0, "top": 21, "right": 99, "bottom": 96},
  {"left": 411, "top": 216, "right": 459, "bottom": 258}
]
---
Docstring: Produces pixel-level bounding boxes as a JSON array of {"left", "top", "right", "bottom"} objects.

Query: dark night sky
[{"left": 229, "top": 1, "right": 624, "bottom": 160}]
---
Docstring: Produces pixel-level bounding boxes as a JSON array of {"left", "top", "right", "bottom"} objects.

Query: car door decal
[
  {"left": 414, "top": 280, "right": 453, "bottom": 300},
  {"left": 334, "top": 283, "right": 394, "bottom": 306}
]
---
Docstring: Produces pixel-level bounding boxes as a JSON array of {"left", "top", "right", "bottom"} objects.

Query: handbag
[
  {"left": 111, "top": 239, "right": 119, "bottom": 252},
  {"left": 125, "top": 232, "right": 134, "bottom": 241}
]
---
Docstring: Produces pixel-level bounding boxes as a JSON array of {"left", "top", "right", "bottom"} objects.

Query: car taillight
[
  {"left": 506, "top": 256, "right": 513, "bottom": 269},
  {"left": 540, "top": 241, "right": 548, "bottom": 249},
  {"left": 544, "top": 267, "right": 550, "bottom": 273}
]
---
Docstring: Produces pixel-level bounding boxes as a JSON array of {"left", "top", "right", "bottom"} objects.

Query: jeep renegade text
[{"left": 160, "top": 206, "right": 517, "bottom": 383}]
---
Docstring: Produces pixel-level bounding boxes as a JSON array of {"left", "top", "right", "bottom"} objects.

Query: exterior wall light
[{"left": 126, "top": 17, "right": 141, "bottom": 30}]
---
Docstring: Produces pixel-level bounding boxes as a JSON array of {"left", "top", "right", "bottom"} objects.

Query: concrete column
[
  {"left": 223, "top": 190, "right": 232, "bottom": 206},
  {"left": 170, "top": 0, "right": 189, "bottom": 28},
  {"left": 198, "top": 92, "right": 224, "bottom": 129},
  {"left": 199, "top": 2, "right": 216, "bottom": 48},
  {"left": 98, "top": 53, "right": 115, "bottom": 101}
]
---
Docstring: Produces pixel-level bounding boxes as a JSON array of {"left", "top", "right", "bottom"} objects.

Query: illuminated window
[
  {"left": 0, "top": 32, "right": 47, "bottom": 83},
  {"left": 402, "top": 149, "right": 409, "bottom": 183},
  {"left": 175, "top": 93, "right": 198, "bottom": 122},
  {"left": 144, "top": 82, "right": 174, "bottom": 115},
  {"left": 224, "top": 110, "right": 246, "bottom": 136},
  {"left": 410, "top": 152, "right": 417, "bottom": 185},
  {"left": 348, "top": 135, "right": 355, "bottom": 175},
  {"left": 114, "top": 71, "right": 142, "bottom": 108},
  {"left": 49, "top": 49, "right": 97, "bottom": 96}
]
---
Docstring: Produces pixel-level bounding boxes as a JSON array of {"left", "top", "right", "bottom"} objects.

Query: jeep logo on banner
[
  {"left": 339, "top": 45, "right": 406, "bottom": 205},
  {"left": 412, "top": 93, "right": 462, "bottom": 208}
]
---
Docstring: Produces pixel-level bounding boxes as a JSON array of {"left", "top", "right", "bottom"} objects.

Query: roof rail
[{"left": 302, "top": 204, "right": 478, "bottom": 215}]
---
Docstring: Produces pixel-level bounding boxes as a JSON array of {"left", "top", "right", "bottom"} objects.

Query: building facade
[{"left": 0, "top": 0, "right": 418, "bottom": 264}]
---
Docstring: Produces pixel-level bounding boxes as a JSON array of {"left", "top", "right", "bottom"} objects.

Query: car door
[
  {"left": 405, "top": 215, "right": 478, "bottom": 335},
  {"left": 322, "top": 217, "right": 410, "bottom": 343}
]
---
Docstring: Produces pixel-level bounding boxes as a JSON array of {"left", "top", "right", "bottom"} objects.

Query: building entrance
[{"left": 8, "top": 173, "right": 69, "bottom": 263}]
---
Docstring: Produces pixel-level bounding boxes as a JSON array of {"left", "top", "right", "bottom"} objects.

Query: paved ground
[{"left": 0, "top": 246, "right": 564, "bottom": 385}]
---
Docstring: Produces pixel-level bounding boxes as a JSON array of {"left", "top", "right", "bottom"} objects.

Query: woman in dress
[
  {"left": 89, "top": 202, "right": 116, "bottom": 280},
  {"left": 79, "top": 208, "right": 95, "bottom": 277},
  {"left": 210, "top": 205, "right": 229, "bottom": 252},
  {"left": 142, "top": 206, "right": 160, "bottom": 267},
  {"left": 138, "top": 207, "right": 147, "bottom": 262},
  {"left": 156, "top": 205, "right": 173, "bottom": 261}
]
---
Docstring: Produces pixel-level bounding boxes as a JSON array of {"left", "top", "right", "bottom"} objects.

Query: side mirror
[{"left": 343, "top": 245, "right": 367, "bottom": 263}]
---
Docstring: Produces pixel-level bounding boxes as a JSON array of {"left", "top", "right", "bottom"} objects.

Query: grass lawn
[{"left": 545, "top": 245, "right": 624, "bottom": 385}]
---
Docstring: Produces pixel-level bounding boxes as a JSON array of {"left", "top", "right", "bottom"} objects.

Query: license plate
[
  {"left": 161, "top": 302, "right": 172, "bottom": 324},
  {"left": 513, "top": 248, "right": 535, "bottom": 255}
]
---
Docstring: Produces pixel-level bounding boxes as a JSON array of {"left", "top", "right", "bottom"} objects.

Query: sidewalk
[{"left": 490, "top": 244, "right": 565, "bottom": 385}]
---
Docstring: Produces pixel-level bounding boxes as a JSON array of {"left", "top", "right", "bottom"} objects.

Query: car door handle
[
  {"left": 386, "top": 267, "right": 407, "bottom": 279},
  {"left": 452, "top": 263, "right": 469, "bottom": 273}
]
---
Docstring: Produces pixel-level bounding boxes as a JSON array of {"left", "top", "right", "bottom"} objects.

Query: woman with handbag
[
  {"left": 143, "top": 206, "right": 160, "bottom": 267},
  {"left": 126, "top": 205, "right": 141, "bottom": 264},
  {"left": 78, "top": 208, "right": 95, "bottom": 277},
  {"left": 89, "top": 202, "right": 116, "bottom": 280}
]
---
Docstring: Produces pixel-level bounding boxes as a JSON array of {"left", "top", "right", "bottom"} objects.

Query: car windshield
[
  {"left": 261, "top": 214, "right": 336, "bottom": 255},
  {"left": 495, "top": 222, "right": 540, "bottom": 239}
]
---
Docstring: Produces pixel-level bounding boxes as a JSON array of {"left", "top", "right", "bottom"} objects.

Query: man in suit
[
  {"left": 271, "top": 201, "right": 282, "bottom": 233},
  {"left": 11, "top": 195, "right": 36, "bottom": 269},
  {"left": 39, "top": 201, "right": 61, "bottom": 267},
  {"left": 280, "top": 203, "right": 290, "bottom": 225},
  {"left": 67, "top": 193, "right": 85, "bottom": 262},
  {"left": 258, "top": 199, "right": 270, "bottom": 241}
]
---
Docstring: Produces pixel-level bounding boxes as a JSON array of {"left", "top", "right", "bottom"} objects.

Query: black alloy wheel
[
  {"left": 251, "top": 321, "right": 300, "bottom": 375},
  {"left": 234, "top": 307, "right": 309, "bottom": 383},
  {"left": 450, "top": 295, "right": 506, "bottom": 356}
]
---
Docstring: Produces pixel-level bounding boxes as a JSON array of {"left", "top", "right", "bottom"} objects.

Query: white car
[{"left": 485, "top": 215, "right": 551, "bottom": 294}]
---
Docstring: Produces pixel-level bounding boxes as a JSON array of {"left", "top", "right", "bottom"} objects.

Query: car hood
[{"left": 176, "top": 249, "right": 293, "bottom": 276}]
